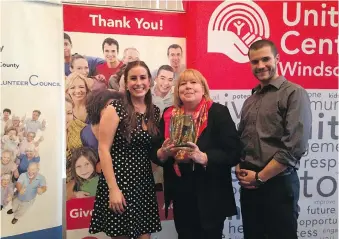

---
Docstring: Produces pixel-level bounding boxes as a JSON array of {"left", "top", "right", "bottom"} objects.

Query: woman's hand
[
  {"left": 109, "top": 187, "right": 127, "bottom": 214},
  {"left": 173, "top": 148, "right": 192, "bottom": 163},
  {"left": 157, "top": 138, "right": 178, "bottom": 161},
  {"left": 186, "top": 142, "right": 208, "bottom": 166}
]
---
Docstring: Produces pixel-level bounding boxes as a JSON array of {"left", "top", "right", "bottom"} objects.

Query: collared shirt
[
  {"left": 96, "top": 61, "right": 124, "bottom": 85},
  {"left": 17, "top": 173, "right": 46, "bottom": 202},
  {"left": 18, "top": 154, "right": 40, "bottom": 174},
  {"left": 25, "top": 119, "right": 45, "bottom": 133},
  {"left": 19, "top": 139, "right": 39, "bottom": 155},
  {"left": 238, "top": 76, "right": 312, "bottom": 169},
  {"left": 151, "top": 86, "right": 174, "bottom": 115}
]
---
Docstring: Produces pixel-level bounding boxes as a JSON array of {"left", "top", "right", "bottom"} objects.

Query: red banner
[
  {"left": 67, "top": 197, "right": 94, "bottom": 230},
  {"left": 186, "top": 0, "right": 338, "bottom": 90},
  {"left": 64, "top": 4, "right": 181, "bottom": 235},
  {"left": 66, "top": 192, "right": 173, "bottom": 230},
  {"left": 63, "top": 4, "right": 186, "bottom": 37}
]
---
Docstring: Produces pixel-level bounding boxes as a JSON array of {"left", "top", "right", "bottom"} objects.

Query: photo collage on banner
[
  {"left": 63, "top": 4, "right": 185, "bottom": 238},
  {"left": 185, "top": 0, "right": 338, "bottom": 239},
  {"left": 1, "top": 0, "right": 64, "bottom": 238}
]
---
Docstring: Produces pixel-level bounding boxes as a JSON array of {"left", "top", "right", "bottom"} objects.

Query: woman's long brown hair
[{"left": 121, "top": 61, "right": 158, "bottom": 142}]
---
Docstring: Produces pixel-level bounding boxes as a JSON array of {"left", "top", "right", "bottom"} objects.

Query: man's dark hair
[
  {"left": 64, "top": 32, "right": 72, "bottom": 45},
  {"left": 167, "top": 44, "right": 182, "bottom": 56},
  {"left": 157, "top": 65, "right": 174, "bottom": 76},
  {"left": 102, "top": 38, "right": 119, "bottom": 52},
  {"left": 248, "top": 39, "right": 278, "bottom": 57},
  {"left": 33, "top": 110, "right": 41, "bottom": 115},
  {"left": 3, "top": 108, "right": 11, "bottom": 114},
  {"left": 86, "top": 90, "right": 123, "bottom": 125}
]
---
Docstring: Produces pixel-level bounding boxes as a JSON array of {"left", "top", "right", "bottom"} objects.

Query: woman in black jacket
[{"left": 152, "top": 69, "right": 242, "bottom": 239}]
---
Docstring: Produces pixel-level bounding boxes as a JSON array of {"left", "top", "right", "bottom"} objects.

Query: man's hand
[
  {"left": 37, "top": 187, "right": 44, "bottom": 195},
  {"left": 19, "top": 187, "right": 26, "bottom": 195},
  {"left": 94, "top": 74, "right": 106, "bottom": 82},
  {"left": 237, "top": 169, "right": 257, "bottom": 189}
]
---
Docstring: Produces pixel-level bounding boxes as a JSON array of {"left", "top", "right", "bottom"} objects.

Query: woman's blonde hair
[
  {"left": 65, "top": 72, "right": 90, "bottom": 95},
  {"left": 173, "top": 69, "right": 211, "bottom": 108}
]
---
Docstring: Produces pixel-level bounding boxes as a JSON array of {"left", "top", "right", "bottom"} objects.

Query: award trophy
[{"left": 169, "top": 115, "right": 196, "bottom": 160}]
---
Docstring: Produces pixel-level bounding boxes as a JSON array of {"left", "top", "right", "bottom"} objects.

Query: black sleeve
[
  {"left": 150, "top": 107, "right": 175, "bottom": 167},
  {"left": 150, "top": 112, "right": 165, "bottom": 166},
  {"left": 205, "top": 103, "right": 242, "bottom": 168}
]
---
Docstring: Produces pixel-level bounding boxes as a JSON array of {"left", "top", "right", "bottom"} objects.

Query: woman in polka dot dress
[{"left": 89, "top": 61, "right": 162, "bottom": 239}]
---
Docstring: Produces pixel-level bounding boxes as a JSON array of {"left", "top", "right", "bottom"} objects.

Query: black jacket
[{"left": 151, "top": 102, "right": 242, "bottom": 229}]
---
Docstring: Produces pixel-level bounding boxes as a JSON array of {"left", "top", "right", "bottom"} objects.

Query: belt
[{"left": 240, "top": 160, "right": 295, "bottom": 176}]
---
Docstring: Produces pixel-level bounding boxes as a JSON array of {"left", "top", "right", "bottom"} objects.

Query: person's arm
[
  {"left": 37, "top": 176, "right": 47, "bottom": 195},
  {"left": 86, "top": 56, "right": 105, "bottom": 77},
  {"left": 258, "top": 87, "right": 312, "bottom": 181},
  {"left": 204, "top": 104, "right": 242, "bottom": 168},
  {"left": 119, "top": 75, "right": 126, "bottom": 92},
  {"left": 16, "top": 175, "right": 25, "bottom": 194},
  {"left": 33, "top": 156, "right": 40, "bottom": 162},
  {"left": 150, "top": 108, "right": 175, "bottom": 167},
  {"left": 40, "top": 120, "right": 46, "bottom": 131},
  {"left": 16, "top": 181, "right": 24, "bottom": 193},
  {"left": 108, "top": 75, "right": 120, "bottom": 91},
  {"left": 90, "top": 56, "right": 105, "bottom": 65},
  {"left": 98, "top": 105, "right": 120, "bottom": 190},
  {"left": 13, "top": 163, "right": 19, "bottom": 178},
  {"left": 150, "top": 114, "right": 165, "bottom": 166},
  {"left": 38, "top": 186, "right": 47, "bottom": 194},
  {"left": 66, "top": 180, "right": 76, "bottom": 200}
]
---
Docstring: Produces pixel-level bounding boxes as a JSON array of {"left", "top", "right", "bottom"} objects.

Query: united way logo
[{"left": 207, "top": 0, "right": 270, "bottom": 63}]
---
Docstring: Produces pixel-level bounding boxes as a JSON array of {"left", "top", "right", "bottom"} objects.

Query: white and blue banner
[{"left": 0, "top": 0, "right": 64, "bottom": 238}]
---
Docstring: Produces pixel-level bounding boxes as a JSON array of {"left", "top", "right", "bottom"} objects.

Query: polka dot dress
[{"left": 89, "top": 100, "right": 162, "bottom": 238}]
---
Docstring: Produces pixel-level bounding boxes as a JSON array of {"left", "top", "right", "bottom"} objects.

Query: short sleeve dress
[{"left": 89, "top": 100, "right": 162, "bottom": 238}]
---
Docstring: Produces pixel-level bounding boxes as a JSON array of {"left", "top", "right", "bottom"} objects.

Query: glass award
[{"left": 169, "top": 115, "right": 196, "bottom": 148}]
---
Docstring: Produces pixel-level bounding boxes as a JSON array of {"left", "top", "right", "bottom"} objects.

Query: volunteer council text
[{"left": 0, "top": 75, "right": 61, "bottom": 87}]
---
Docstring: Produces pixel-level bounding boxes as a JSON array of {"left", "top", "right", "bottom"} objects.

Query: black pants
[
  {"left": 176, "top": 223, "right": 224, "bottom": 239},
  {"left": 173, "top": 190, "right": 224, "bottom": 239},
  {"left": 240, "top": 171, "right": 300, "bottom": 239}
]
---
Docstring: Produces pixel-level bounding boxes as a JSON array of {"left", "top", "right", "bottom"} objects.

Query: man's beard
[{"left": 256, "top": 66, "right": 276, "bottom": 82}]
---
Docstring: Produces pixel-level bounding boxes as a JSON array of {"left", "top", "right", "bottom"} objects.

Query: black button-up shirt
[{"left": 238, "top": 76, "right": 312, "bottom": 169}]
